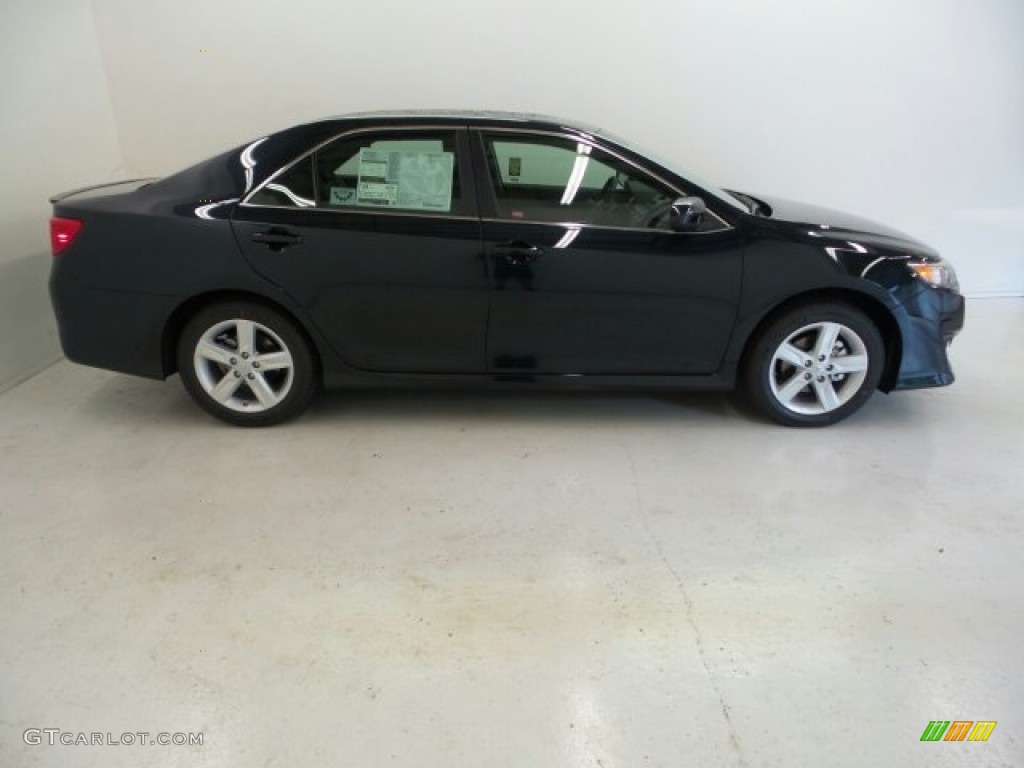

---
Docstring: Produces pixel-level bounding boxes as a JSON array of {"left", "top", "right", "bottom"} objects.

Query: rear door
[
  {"left": 232, "top": 126, "right": 488, "bottom": 373},
  {"left": 472, "top": 129, "right": 744, "bottom": 374}
]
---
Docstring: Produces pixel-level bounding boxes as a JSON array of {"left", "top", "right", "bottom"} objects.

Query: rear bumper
[
  {"left": 891, "top": 286, "right": 965, "bottom": 390},
  {"left": 50, "top": 257, "right": 175, "bottom": 380}
]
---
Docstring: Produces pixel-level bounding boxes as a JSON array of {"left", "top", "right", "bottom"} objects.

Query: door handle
[
  {"left": 493, "top": 242, "right": 543, "bottom": 265},
  {"left": 251, "top": 227, "right": 303, "bottom": 251}
]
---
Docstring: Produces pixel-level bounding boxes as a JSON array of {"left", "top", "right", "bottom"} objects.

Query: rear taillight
[{"left": 50, "top": 217, "right": 83, "bottom": 255}]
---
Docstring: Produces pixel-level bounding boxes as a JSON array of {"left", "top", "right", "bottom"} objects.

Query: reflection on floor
[{"left": 0, "top": 298, "right": 1021, "bottom": 767}]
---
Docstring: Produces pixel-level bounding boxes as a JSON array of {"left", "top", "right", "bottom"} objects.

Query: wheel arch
[
  {"left": 736, "top": 288, "right": 902, "bottom": 392},
  {"left": 161, "top": 290, "right": 324, "bottom": 378}
]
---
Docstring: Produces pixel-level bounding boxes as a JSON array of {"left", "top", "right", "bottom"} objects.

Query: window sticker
[
  {"left": 356, "top": 182, "right": 399, "bottom": 206},
  {"left": 328, "top": 186, "right": 357, "bottom": 206},
  {"left": 356, "top": 148, "right": 454, "bottom": 212}
]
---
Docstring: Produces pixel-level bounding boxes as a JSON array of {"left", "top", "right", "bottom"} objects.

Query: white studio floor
[{"left": 1, "top": 298, "right": 1021, "bottom": 768}]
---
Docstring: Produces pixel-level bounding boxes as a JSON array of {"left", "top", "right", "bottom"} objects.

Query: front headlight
[{"left": 907, "top": 259, "right": 959, "bottom": 292}]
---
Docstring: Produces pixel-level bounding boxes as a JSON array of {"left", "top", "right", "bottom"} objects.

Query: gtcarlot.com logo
[{"left": 23, "top": 729, "right": 203, "bottom": 747}]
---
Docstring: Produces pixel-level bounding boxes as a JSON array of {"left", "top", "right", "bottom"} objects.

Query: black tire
[
  {"left": 741, "top": 302, "right": 884, "bottom": 427},
  {"left": 177, "top": 301, "right": 319, "bottom": 427}
]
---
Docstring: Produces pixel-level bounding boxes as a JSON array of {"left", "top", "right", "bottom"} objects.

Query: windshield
[{"left": 595, "top": 129, "right": 749, "bottom": 212}]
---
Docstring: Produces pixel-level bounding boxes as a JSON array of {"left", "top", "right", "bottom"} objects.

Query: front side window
[
  {"left": 482, "top": 133, "right": 681, "bottom": 230},
  {"left": 248, "top": 130, "right": 465, "bottom": 215}
]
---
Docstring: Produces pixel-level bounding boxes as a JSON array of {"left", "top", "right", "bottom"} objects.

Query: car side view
[{"left": 49, "top": 111, "right": 965, "bottom": 427}]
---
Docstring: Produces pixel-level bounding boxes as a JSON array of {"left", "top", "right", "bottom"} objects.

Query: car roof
[{"left": 320, "top": 109, "right": 603, "bottom": 134}]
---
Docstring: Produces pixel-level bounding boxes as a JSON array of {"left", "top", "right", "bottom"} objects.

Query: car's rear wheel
[
  {"left": 177, "top": 301, "right": 318, "bottom": 426},
  {"left": 741, "top": 303, "right": 884, "bottom": 427}
]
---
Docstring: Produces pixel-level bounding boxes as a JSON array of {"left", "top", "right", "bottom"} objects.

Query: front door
[
  {"left": 233, "top": 127, "right": 488, "bottom": 373},
  {"left": 474, "top": 130, "right": 744, "bottom": 374}
]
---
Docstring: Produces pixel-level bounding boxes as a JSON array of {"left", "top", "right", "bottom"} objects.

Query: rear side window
[
  {"left": 247, "top": 130, "right": 465, "bottom": 215},
  {"left": 247, "top": 155, "right": 315, "bottom": 208},
  {"left": 316, "top": 130, "right": 464, "bottom": 215}
]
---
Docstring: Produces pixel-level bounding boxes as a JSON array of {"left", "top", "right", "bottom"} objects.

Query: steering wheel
[{"left": 597, "top": 172, "right": 634, "bottom": 203}]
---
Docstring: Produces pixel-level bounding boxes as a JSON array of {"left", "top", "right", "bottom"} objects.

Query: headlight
[{"left": 907, "top": 259, "right": 959, "bottom": 292}]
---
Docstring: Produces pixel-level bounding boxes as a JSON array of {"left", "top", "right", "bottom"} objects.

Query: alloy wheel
[
  {"left": 768, "top": 321, "right": 869, "bottom": 416},
  {"left": 193, "top": 319, "right": 295, "bottom": 413}
]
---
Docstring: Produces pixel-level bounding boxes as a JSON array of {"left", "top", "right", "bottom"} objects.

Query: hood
[{"left": 748, "top": 194, "right": 937, "bottom": 258}]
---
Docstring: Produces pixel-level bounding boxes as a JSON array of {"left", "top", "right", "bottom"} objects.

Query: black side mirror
[{"left": 670, "top": 196, "right": 707, "bottom": 232}]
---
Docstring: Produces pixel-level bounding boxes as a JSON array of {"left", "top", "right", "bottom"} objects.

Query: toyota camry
[{"left": 49, "top": 110, "right": 965, "bottom": 427}]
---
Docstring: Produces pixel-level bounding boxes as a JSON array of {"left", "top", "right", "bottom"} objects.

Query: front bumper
[{"left": 891, "top": 285, "right": 965, "bottom": 390}]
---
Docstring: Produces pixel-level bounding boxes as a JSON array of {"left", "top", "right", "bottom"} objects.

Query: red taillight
[{"left": 50, "top": 217, "right": 83, "bottom": 255}]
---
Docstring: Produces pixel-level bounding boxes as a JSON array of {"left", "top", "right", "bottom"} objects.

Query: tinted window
[
  {"left": 316, "top": 130, "right": 464, "bottom": 215},
  {"left": 248, "top": 131, "right": 465, "bottom": 214},
  {"left": 247, "top": 155, "right": 315, "bottom": 208},
  {"left": 482, "top": 133, "right": 678, "bottom": 229}
]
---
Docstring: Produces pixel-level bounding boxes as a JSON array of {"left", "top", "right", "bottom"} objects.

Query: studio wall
[
  {"left": 0, "top": 0, "right": 123, "bottom": 391},
  {"left": 89, "top": 0, "right": 1024, "bottom": 296},
  {"left": 1, "top": 0, "right": 1021, "bottom": 389}
]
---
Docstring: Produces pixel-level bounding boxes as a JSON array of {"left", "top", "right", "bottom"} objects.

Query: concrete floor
[{"left": 1, "top": 298, "right": 1021, "bottom": 767}]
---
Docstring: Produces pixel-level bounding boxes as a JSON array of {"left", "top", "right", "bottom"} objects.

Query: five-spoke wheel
[
  {"left": 178, "top": 302, "right": 318, "bottom": 426},
  {"left": 742, "top": 303, "right": 883, "bottom": 427}
]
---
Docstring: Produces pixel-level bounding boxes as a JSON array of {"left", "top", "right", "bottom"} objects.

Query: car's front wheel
[
  {"left": 177, "top": 301, "right": 318, "bottom": 426},
  {"left": 742, "top": 303, "right": 884, "bottom": 427}
]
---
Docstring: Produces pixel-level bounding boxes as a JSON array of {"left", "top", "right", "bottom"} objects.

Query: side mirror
[{"left": 670, "top": 196, "right": 707, "bottom": 232}]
